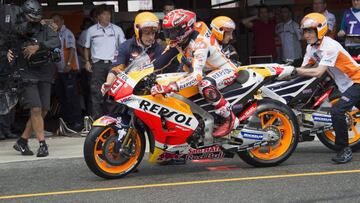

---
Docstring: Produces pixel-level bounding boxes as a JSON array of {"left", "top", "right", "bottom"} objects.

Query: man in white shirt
[
  {"left": 52, "top": 13, "right": 83, "bottom": 131},
  {"left": 275, "top": 5, "right": 302, "bottom": 63},
  {"left": 313, "top": 0, "right": 336, "bottom": 38},
  {"left": 84, "top": 5, "right": 125, "bottom": 119}
]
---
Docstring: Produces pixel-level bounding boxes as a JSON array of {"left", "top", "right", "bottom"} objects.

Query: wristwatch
[{"left": 67, "top": 62, "right": 71, "bottom": 66}]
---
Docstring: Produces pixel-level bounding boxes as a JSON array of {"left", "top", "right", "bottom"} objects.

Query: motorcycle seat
[{"left": 236, "top": 70, "right": 250, "bottom": 84}]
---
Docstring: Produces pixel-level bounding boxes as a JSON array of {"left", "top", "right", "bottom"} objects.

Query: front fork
[
  {"left": 114, "top": 127, "right": 135, "bottom": 158},
  {"left": 92, "top": 112, "right": 136, "bottom": 157}
]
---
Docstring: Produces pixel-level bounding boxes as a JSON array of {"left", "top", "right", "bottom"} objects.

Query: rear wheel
[
  {"left": 238, "top": 99, "right": 299, "bottom": 167},
  {"left": 84, "top": 126, "right": 145, "bottom": 179},
  {"left": 317, "top": 98, "right": 360, "bottom": 151}
]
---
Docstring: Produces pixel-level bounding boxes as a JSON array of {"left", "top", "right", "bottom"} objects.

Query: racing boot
[{"left": 212, "top": 101, "right": 239, "bottom": 137}]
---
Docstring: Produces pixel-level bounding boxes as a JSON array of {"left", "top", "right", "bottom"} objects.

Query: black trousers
[
  {"left": 0, "top": 109, "right": 14, "bottom": 134},
  {"left": 80, "top": 68, "right": 92, "bottom": 116},
  {"left": 90, "top": 61, "right": 111, "bottom": 120},
  {"left": 331, "top": 83, "right": 360, "bottom": 151},
  {"left": 55, "top": 71, "right": 82, "bottom": 125}
]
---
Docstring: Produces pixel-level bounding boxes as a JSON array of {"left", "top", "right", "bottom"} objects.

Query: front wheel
[
  {"left": 238, "top": 99, "right": 299, "bottom": 167},
  {"left": 84, "top": 126, "right": 145, "bottom": 179},
  {"left": 316, "top": 99, "right": 360, "bottom": 151}
]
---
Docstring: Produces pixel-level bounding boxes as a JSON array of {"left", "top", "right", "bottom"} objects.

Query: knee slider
[{"left": 202, "top": 85, "right": 221, "bottom": 103}]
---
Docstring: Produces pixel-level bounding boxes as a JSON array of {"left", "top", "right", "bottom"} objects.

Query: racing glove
[
  {"left": 291, "top": 67, "right": 298, "bottom": 77},
  {"left": 277, "top": 64, "right": 296, "bottom": 80},
  {"left": 151, "top": 82, "right": 178, "bottom": 96}
]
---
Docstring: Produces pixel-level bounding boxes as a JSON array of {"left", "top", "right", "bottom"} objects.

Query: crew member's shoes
[
  {"left": 332, "top": 147, "right": 352, "bottom": 164},
  {"left": 13, "top": 139, "right": 34, "bottom": 155},
  {"left": 37, "top": 143, "right": 49, "bottom": 157}
]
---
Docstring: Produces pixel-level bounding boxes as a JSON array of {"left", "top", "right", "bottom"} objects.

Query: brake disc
[{"left": 102, "top": 135, "right": 130, "bottom": 166}]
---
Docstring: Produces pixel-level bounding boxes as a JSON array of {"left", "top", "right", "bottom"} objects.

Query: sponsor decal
[
  {"left": 188, "top": 18, "right": 195, "bottom": 27},
  {"left": 118, "top": 96, "right": 132, "bottom": 104},
  {"left": 188, "top": 146, "right": 221, "bottom": 154},
  {"left": 110, "top": 79, "right": 124, "bottom": 94},
  {"left": 186, "top": 152, "right": 224, "bottom": 160},
  {"left": 313, "top": 52, "right": 321, "bottom": 63},
  {"left": 302, "top": 88, "right": 313, "bottom": 94},
  {"left": 204, "top": 30, "right": 211, "bottom": 38},
  {"left": 239, "top": 102, "right": 257, "bottom": 121},
  {"left": 157, "top": 152, "right": 184, "bottom": 161},
  {"left": 186, "top": 146, "right": 224, "bottom": 160},
  {"left": 117, "top": 72, "right": 130, "bottom": 82},
  {"left": 210, "top": 69, "right": 233, "bottom": 80},
  {"left": 178, "top": 77, "right": 197, "bottom": 89},
  {"left": 241, "top": 132, "right": 263, "bottom": 140},
  {"left": 313, "top": 88, "right": 332, "bottom": 108},
  {"left": 324, "top": 59, "right": 333, "bottom": 63},
  {"left": 173, "top": 15, "right": 186, "bottom": 26},
  {"left": 221, "top": 75, "right": 237, "bottom": 86},
  {"left": 139, "top": 100, "right": 194, "bottom": 127},
  {"left": 136, "top": 63, "right": 153, "bottom": 72},
  {"left": 313, "top": 115, "right": 332, "bottom": 123}
]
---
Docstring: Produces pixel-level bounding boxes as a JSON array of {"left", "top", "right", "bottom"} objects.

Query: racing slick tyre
[
  {"left": 84, "top": 126, "right": 145, "bottom": 179},
  {"left": 238, "top": 99, "right": 299, "bottom": 167},
  {"left": 316, "top": 98, "right": 360, "bottom": 151}
]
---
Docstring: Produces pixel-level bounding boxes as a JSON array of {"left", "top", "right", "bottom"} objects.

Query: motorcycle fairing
[
  {"left": 131, "top": 95, "right": 198, "bottom": 146},
  {"left": 99, "top": 62, "right": 296, "bottom": 163},
  {"left": 92, "top": 116, "right": 118, "bottom": 127}
]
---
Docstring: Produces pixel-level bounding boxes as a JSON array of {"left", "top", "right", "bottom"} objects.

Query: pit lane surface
[{"left": 0, "top": 141, "right": 359, "bottom": 203}]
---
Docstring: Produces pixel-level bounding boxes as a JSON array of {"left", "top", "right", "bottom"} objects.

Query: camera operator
[
  {"left": 0, "top": 0, "right": 24, "bottom": 141},
  {"left": 0, "top": 42, "right": 18, "bottom": 140},
  {"left": 6, "top": 0, "right": 60, "bottom": 157}
]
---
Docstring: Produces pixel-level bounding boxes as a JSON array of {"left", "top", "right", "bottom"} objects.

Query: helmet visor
[
  {"left": 141, "top": 27, "right": 158, "bottom": 35},
  {"left": 164, "top": 26, "right": 184, "bottom": 40}
]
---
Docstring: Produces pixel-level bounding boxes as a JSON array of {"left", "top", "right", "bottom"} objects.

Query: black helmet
[{"left": 22, "top": 0, "right": 42, "bottom": 21}]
